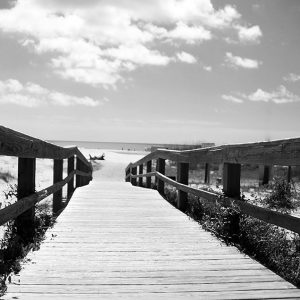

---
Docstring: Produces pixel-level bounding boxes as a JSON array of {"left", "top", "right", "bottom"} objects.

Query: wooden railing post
[
  {"left": 131, "top": 166, "right": 137, "bottom": 186},
  {"left": 287, "top": 166, "right": 292, "bottom": 183},
  {"left": 156, "top": 158, "right": 165, "bottom": 194},
  {"left": 146, "top": 160, "right": 152, "bottom": 188},
  {"left": 125, "top": 167, "right": 130, "bottom": 182},
  {"left": 76, "top": 157, "right": 83, "bottom": 188},
  {"left": 139, "top": 164, "right": 143, "bottom": 187},
  {"left": 204, "top": 163, "right": 210, "bottom": 184},
  {"left": 16, "top": 157, "right": 36, "bottom": 240},
  {"left": 223, "top": 163, "right": 241, "bottom": 199},
  {"left": 82, "top": 163, "right": 91, "bottom": 186},
  {"left": 67, "top": 156, "right": 74, "bottom": 199},
  {"left": 53, "top": 159, "right": 63, "bottom": 213},
  {"left": 177, "top": 162, "right": 189, "bottom": 211},
  {"left": 259, "top": 165, "right": 273, "bottom": 186}
]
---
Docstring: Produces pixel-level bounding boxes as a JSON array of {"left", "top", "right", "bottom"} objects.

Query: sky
[{"left": 0, "top": 0, "right": 299, "bottom": 145}]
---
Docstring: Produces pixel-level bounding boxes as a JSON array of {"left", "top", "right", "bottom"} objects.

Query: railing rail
[
  {"left": 125, "top": 137, "right": 300, "bottom": 235},
  {"left": 0, "top": 125, "right": 93, "bottom": 235}
]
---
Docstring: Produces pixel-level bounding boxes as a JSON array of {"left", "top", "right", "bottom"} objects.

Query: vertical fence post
[
  {"left": 218, "top": 164, "right": 223, "bottom": 184},
  {"left": 177, "top": 162, "right": 189, "bottom": 211},
  {"left": 76, "top": 157, "right": 83, "bottom": 188},
  {"left": 88, "top": 162, "right": 93, "bottom": 184},
  {"left": 204, "top": 163, "right": 210, "bottom": 184},
  {"left": 16, "top": 157, "right": 36, "bottom": 240},
  {"left": 139, "top": 164, "right": 143, "bottom": 187},
  {"left": 223, "top": 163, "right": 241, "bottom": 199},
  {"left": 67, "top": 156, "right": 74, "bottom": 200},
  {"left": 82, "top": 163, "right": 90, "bottom": 186},
  {"left": 156, "top": 158, "right": 165, "bottom": 194},
  {"left": 259, "top": 165, "right": 273, "bottom": 186},
  {"left": 125, "top": 166, "right": 130, "bottom": 182},
  {"left": 287, "top": 166, "right": 292, "bottom": 183},
  {"left": 53, "top": 159, "right": 63, "bottom": 214},
  {"left": 146, "top": 160, "right": 152, "bottom": 188},
  {"left": 131, "top": 166, "right": 137, "bottom": 186}
]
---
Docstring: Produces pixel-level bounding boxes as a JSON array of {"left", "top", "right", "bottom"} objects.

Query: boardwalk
[{"left": 3, "top": 157, "right": 300, "bottom": 299}]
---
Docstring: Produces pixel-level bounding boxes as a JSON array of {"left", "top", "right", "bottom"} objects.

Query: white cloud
[
  {"left": 0, "top": 79, "right": 103, "bottom": 107},
  {"left": 222, "top": 94, "right": 243, "bottom": 103},
  {"left": 0, "top": 0, "right": 259, "bottom": 87},
  {"left": 223, "top": 85, "right": 300, "bottom": 104},
  {"left": 166, "top": 22, "right": 212, "bottom": 44},
  {"left": 248, "top": 85, "right": 299, "bottom": 104},
  {"left": 176, "top": 51, "right": 197, "bottom": 64},
  {"left": 236, "top": 25, "right": 262, "bottom": 43},
  {"left": 104, "top": 44, "right": 172, "bottom": 66},
  {"left": 203, "top": 65, "right": 212, "bottom": 71},
  {"left": 225, "top": 52, "right": 261, "bottom": 69},
  {"left": 283, "top": 73, "right": 300, "bottom": 82}
]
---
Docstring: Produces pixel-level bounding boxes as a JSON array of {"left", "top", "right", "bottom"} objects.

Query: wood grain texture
[
  {"left": 0, "top": 170, "right": 90, "bottom": 226},
  {"left": 15, "top": 157, "right": 36, "bottom": 237},
  {"left": 0, "top": 125, "right": 91, "bottom": 168},
  {"left": 3, "top": 175, "right": 300, "bottom": 299},
  {"left": 53, "top": 159, "right": 63, "bottom": 213},
  {"left": 125, "top": 137, "right": 300, "bottom": 170},
  {"left": 131, "top": 171, "right": 300, "bottom": 235}
]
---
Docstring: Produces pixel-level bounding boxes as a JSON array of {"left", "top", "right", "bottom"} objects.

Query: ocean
[
  {"left": 48, "top": 140, "right": 160, "bottom": 151},
  {"left": 48, "top": 140, "right": 214, "bottom": 152}
]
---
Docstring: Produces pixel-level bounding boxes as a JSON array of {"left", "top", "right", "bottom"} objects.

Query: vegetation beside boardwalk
[
  {"left": 0, "top": 185, "right": 56, "bottom": 296},
  {"left": 164, "top": 178, "right": 300, "bottom": 287}
]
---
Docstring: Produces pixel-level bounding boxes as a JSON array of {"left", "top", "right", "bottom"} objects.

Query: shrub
[
  {"left": 265, "top": 178, "right": 295, "bottom": 211},
  {"left": 187, "top": 195, "right": 240, "bottom": 244},
  {"left": 239, "top": 216, "right": 300, "bottom": 287},
  {"left": 0, "top": 185, "right": 56, "bottom": 296}
]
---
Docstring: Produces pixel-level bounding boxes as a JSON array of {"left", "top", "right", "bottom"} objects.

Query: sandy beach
[{"left": 0, "top": 148, "right": 146, "bottom": 206}]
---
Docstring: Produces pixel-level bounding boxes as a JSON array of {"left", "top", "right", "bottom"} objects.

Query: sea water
[{"left": 48, "top": 140, "right": 161, "bottom": 151}]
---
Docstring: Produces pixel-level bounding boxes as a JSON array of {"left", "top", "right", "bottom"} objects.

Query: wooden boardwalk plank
[{"left": 3, "top": 179, "right": 300, "bottom": 299}]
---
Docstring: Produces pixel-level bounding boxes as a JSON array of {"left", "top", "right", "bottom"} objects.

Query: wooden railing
[
  {"left": 0, "top": 125, "right": 92, "bottom": 235},
  {"left": 125, "top": 137, "right": 300, "bottom": 235}
]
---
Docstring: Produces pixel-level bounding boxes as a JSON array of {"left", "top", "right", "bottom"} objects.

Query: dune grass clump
[
  {"left": 0, "top": 185, "right": 56, "bottom": 296},
  {"left": 264, "top": 178, "right": 295, "bottom": 211},
  {"left": 239, "top": 216, "right": 300, "bottom": 286},
  {"left": 0, "top": 172, "right": 14, "bottom": 184}
]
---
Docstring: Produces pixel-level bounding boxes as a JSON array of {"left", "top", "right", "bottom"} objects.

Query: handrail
[
  {"left": 126, "top": 136, "right": 300, "bottom": 171},
  {"left": 0, "top": 125, "right": 90, "bottom": 167},
  {"left": 0, "top": 125, "right": 93, "bottom": 234},
  {"left": 125, "top": 136, "right": 300, "bottom": 235}
]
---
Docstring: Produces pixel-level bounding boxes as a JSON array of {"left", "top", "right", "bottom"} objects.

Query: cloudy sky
[{"left": 0, "top": 0, "right": 299, "bottom": 144}]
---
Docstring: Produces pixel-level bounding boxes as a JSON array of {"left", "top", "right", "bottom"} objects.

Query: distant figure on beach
[{"left": 89, "top": 153, "right": 105, "bottom": 161}]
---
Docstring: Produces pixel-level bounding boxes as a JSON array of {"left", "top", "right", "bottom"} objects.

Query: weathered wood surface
[
  {"left": 3, "top": 177, "right": 300, "bottom": 299},
  {"left": 0, "top": 170, "right": 91, "bottom": 226},
  {"left": 126, "top": 137, "right": 300, "bottom": 170},
  {"left": 130, "top": 171, "right": 300, "bottom": 235},
  {"left": 0, "top": 125, "right": 90, "bottom": 167}
]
